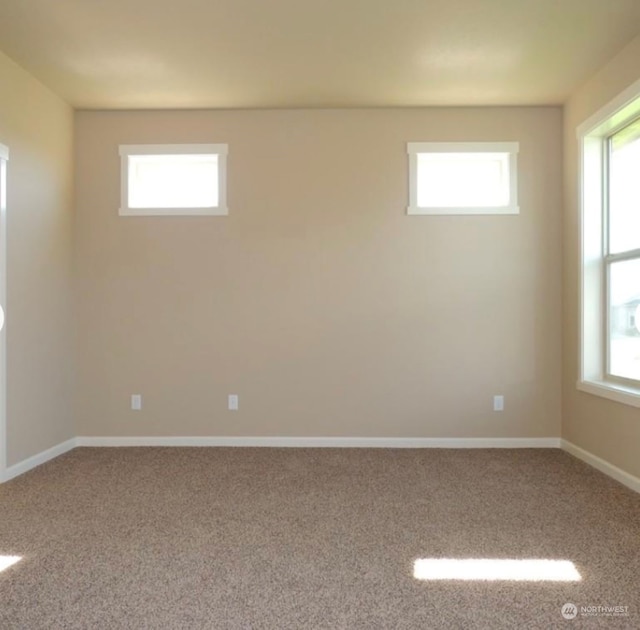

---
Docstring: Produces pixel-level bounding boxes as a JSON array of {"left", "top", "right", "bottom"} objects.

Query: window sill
[
  {"left": 577, "top": 379, "right": 640, "bottom": 409},
  {"left": 406, "top": 205, "right": 519, "bottom": 216},
  {"left": 119, "top": 206, "right": 228, "bottom": 217}
]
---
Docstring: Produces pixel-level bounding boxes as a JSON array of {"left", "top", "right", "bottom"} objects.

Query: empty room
[{"left": 1, "top": 1, "right": 640, "bottom": 628}]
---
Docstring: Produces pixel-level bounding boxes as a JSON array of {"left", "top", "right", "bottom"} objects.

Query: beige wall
[
  {"left": 0, "top": 51, "right": 74, "bottom": 465},
  {"left": 563, "top": 34, "right": 640, "bottom": 478},
  {"left": 75, "top": 107, "right": 562, "bottom": 439}
]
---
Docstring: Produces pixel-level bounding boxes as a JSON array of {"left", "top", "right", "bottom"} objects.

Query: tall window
[
  {"left": 606, "top": 121, "right": 640, "bottom": 383},
  {"left": 578, "top": 82, "right": 640, "bottom": 407}
]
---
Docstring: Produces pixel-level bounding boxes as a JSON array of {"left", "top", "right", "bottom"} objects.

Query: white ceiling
[{"left": 1, "top": 0, "right": 640, "bottom": 109}]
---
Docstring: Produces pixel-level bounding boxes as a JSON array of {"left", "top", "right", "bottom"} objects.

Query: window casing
[
  {"left": 578, "top": 79, "right": 640, "bottom": 408},
  {"left": 119, "top": 144, "right": 228, "bottom": 216},
  {"left": 407, "top": 142, "right": 519, "bottom": 215}
]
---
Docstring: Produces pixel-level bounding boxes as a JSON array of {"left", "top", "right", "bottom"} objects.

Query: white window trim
[
  {"left": 407, "top": 141, "right": 519, "bottom": 215},
  {"left": 576, "top": 75, "right": 640, "bottom": 409},
  {"left": 0, "top": 144, "right": 7, "bottom": 482},
  {"left": 119, "top": 143, "right": 228, "bottom": 217}
]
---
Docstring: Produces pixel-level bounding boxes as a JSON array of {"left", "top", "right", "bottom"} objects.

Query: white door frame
[{"left": 0, "top": 143, "right": 8, "bottom": 482}]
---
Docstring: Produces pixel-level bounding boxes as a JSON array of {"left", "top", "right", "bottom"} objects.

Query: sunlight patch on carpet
[
  {"left": 413, "top": 558, "right": 581, "bottom": 582},
  {"left": 0, "top": 555, "right": 22, "bottom": 573}
]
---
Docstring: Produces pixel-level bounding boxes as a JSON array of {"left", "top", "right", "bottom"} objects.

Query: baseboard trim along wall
[
  {"left": 5, "top": 436, "right": 640, "bottom": 496},
  {"left": 561, "top": 439, "right": 640, "bottom": 495},
  {"left": 75, "top": 436, "right": 562, "bottom": 449},
  {"left": 2, "top": 438, "right": 76, "bottom": 483},
  {"left": 1, "top": 436, "right": 560, "bottom": 481}
]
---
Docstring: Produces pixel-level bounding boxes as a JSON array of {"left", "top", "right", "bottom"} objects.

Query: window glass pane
[
  {"left": 416, "top": 152, "right": 509, "bottom": 208},
  {"left": 609, "top": 258, "right": 640, "bottom": 381},
  {"left": 128, "top": 154, "right": 219, "bottom": 208},
  {"left": 609, "top": 122, "right": 640, "bottom": 254}
]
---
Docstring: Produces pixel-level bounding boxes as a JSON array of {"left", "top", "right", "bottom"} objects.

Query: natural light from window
[
  {"left": 608, "top": 125, "right": 640, "bottom": 382},
  {"left": 128, "top": 153, "right": 219, "bottom": 209},
  {"left": 0, "top": 555, "right": 22, "bottom": 573},
  {"left": 413, "top": 559, "right": 582, "bottom": 582},
  {"left": 578, "top": 83, "right": 640, "bottom": 407},
  {"left": 416, "top": 152, "right": 509, "bottom": 208},
  {"left": 609, "top": 123, "right": 640, "bottom": 254},
  {"left": 407, "top": 142, "right": 519, "bottom": 215},
  {"left": 119, "top": 143, "right": 228, "bottom": 216}
]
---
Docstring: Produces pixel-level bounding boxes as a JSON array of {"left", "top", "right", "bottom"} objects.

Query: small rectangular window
[
  {"left": 407, "top": 142, "right": 519, "bottom": 215},
  {"left": 119, "top": 144, "right": 228, "bottom": 216}
]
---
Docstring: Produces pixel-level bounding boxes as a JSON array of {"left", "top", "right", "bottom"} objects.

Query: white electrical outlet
[
  {"left": 493, "top": 395, "right": 504, "bottom": 412},
  {"left": 131, "top": 394, "right": 142, "bottom": 411},
  {"left": 228, "top": 394, "right": 239, "bottom": 411}
]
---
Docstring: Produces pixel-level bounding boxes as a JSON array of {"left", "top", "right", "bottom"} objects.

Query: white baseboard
[
  {"left": 76, "top": 436, "right": 561, "bottom": 448},
  {"left": 1, "top": 435, "right": 562, "bottom": 483},
  {"left": 561, "top": 439, "right": 640, "bottom": 494},
  {"left": 2, "top": 437, "right": 76, "bottom": 483},
  {"left": 5, "top": 437, "right": 638, "bottom": 498}
]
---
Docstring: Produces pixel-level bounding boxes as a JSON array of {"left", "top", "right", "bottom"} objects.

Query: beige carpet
[{"left": 0, "top": 447, "right": 638, "bottom": 629}]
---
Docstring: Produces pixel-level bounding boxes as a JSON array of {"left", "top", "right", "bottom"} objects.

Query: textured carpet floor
[{"left": 0, "top": 447, "right": 639, "bottom": 629}]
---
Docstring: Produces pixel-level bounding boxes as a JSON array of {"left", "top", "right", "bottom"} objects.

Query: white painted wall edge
[
  {"left": 561, "top": 439, "right": 640, "bottom": 495},
  {"left": 75, "top": 436, "right": 561, "bottom": 448},
  {"left": 1, "top": 438, "right": 76, "bottom": 483}
]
